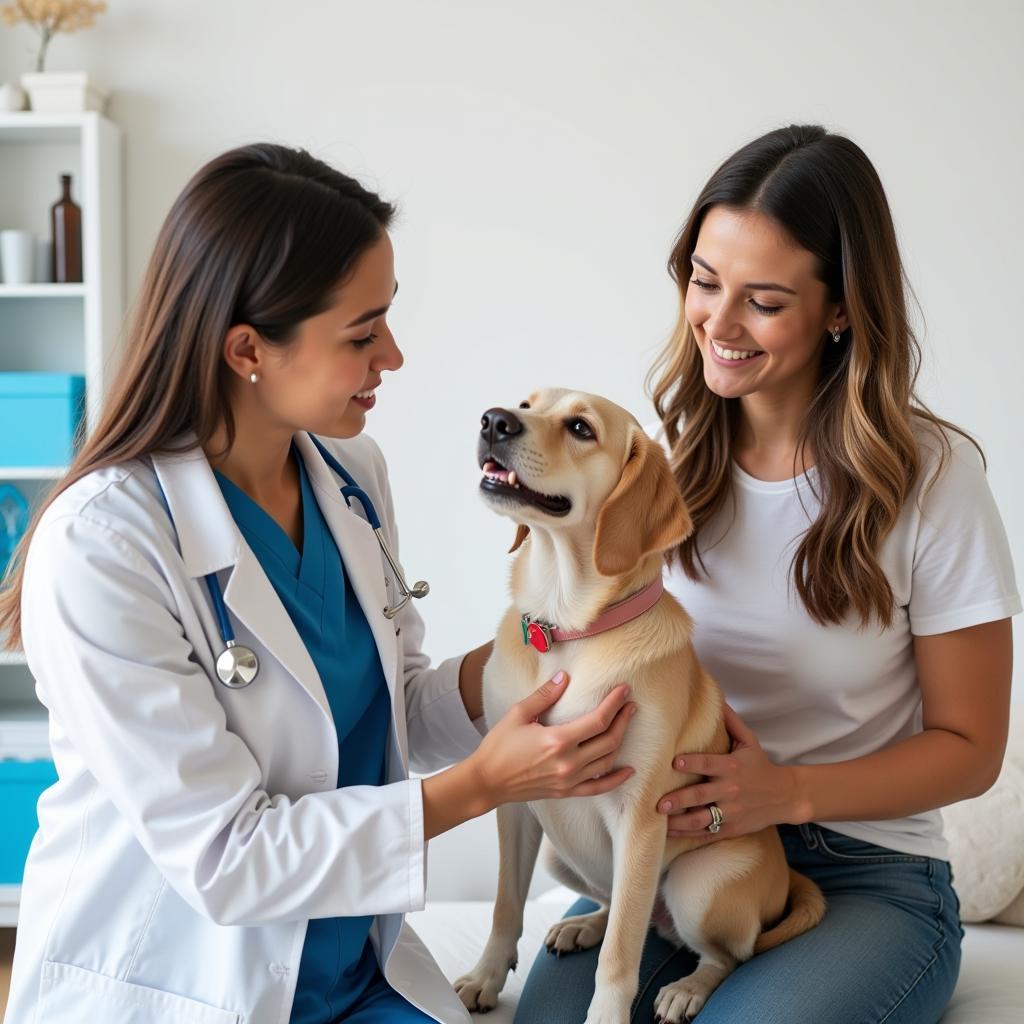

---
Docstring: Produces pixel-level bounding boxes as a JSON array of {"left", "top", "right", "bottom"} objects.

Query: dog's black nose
[{"left": 480, "top": 407, "right": 523, "bottom": 446}]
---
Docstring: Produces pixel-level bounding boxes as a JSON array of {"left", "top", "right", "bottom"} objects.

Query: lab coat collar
[
  {"left": 150, "top": 433, "right": 398, "bottom": 731},
  {"left": 149, "top": 435, "right": 238, "bottom": 578}
]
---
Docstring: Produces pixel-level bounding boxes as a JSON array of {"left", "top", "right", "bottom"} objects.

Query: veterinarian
[
  {"left": 515, "top": 125, "right": 1020, "bottom": 1023},
  {"left": 0, "top": 144, "right": 638, "bottom": 1024}
]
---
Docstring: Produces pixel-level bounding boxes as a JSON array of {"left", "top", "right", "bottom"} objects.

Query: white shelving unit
[
  {"left": 0, "top": 111, "right": 123, "bottom": 926},
  {"left": 0, "top": 284, "right": 86, "bottom": 298}
]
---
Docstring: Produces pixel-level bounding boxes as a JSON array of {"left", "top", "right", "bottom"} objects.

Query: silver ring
[{"left": 706, "top": 803, "right": 724, "bottom": 834}]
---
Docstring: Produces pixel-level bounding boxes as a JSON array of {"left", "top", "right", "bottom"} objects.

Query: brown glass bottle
[{"left": 51, "top": 174, "right": 83, "bottom": 283}]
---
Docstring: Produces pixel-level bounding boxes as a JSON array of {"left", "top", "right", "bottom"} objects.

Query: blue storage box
[
  {"left": 0, "top": 373, "right": 85, "bottom": 466},
  {"left": 0, "top": 759, "right": 57, "bottom": 883}
]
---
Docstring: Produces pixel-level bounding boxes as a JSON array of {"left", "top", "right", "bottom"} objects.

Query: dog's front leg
[
  {"left": 584, "top": 811, "right": 666, "bottom": 1024},
  {"left": 454, "top": 802, "right": 543, "bottom": 1014}
]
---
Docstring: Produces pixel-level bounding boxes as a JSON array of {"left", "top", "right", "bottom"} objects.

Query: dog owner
[
  {"left": 0, "top": 144, "right": 637, "bottom": 1024},
  {"left": 516, "top": 124, "right": 1019, "bottom": 1023}
]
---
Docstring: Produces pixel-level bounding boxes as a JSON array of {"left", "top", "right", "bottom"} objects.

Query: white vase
[
  {"left": 0, "top": 81, "right": 27, "bottom": 111},
  {"left": 21, "top": 71, "right": 110, "bottom": 114}
]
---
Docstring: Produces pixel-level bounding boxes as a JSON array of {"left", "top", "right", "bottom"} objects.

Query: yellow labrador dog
[{"left": 455, "top": 389, "right": 825, "bottom": 1023}]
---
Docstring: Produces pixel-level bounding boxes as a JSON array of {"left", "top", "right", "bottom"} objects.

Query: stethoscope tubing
[
  {"left": 309, "top": 435, "right": 429, "bottom": 618},
  {"left": 153, "top": 433, "right": 429, "bottom": 688}
]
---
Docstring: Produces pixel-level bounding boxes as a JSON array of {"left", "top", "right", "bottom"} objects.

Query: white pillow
[
  {"left": 995, "top": 886, "right": 1024, "bottom": 927},
  {"left": 941, "top": 705, "right": 1024, "bottom": 924}
]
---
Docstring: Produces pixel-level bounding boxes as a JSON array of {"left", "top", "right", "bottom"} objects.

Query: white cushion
[
  {"left": 941, "top": 704, "right": 1024, "bottom": 922},
  {"left": 408, "top": 893, "right": 1024, "bottom": 1023},
  {"left": 943, "top": 924, "right": 1024, "bottom": 1023},
  {"left": 994, "top": 887, "right": 1024, "bottom": 928}
]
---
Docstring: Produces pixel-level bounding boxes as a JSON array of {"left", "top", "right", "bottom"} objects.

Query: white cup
[{"left": 1, "top": 229, "right": 36, "bottom": 285}]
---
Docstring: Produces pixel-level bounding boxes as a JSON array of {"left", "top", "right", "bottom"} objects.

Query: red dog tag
[{"left": 526, "top": 622, "right": 552, "bottom": 653}]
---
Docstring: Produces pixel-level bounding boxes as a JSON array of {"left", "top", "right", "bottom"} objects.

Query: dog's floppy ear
[
  {"left": 508, "top": 523, "right": 530, "bottom": 553},
  {"left": 593, "top": 433, "right": 692, "bottom": 576}
]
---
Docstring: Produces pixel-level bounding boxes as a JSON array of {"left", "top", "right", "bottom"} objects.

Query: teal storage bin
[
  {"left": 0, "top": 759, "right": 57, "bottom": 883},
  {"left": 0, "top": 373, "right": 85, "bottom": 466}
]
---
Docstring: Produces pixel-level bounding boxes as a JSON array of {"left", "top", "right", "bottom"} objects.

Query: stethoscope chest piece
[
  {"left": 216, "top": 640, "right": 259, "bottom": 689},
  {"left": 155, "top": 434, "right": 431, "bottom": 691}
]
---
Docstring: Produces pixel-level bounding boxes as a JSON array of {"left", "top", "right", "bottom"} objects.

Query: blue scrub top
[{"left": 215, "top": 445, "right": 393, "bottom": 1024}]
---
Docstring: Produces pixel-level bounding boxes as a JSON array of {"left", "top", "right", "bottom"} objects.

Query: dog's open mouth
[{"left": 479, "top": 458, "right": 572, "bottom": 516}]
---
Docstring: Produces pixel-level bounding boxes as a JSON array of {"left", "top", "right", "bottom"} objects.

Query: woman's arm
[
  {"left": 659, "top": 618, "right": 1013, "bottom": 839},
  {"left": 407, "top": 640, "right": 493, "bottom": 840},
  {"left": 23, "top": 514, "right": 440, "bottom": 924},
  {"left": 790, "top": 618, "right": 1012, "bottom": 823}
]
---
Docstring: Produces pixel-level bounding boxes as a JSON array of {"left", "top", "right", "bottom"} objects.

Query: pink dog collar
[{"left": 520, "top": 576, "right": 665, "bottom": 653}]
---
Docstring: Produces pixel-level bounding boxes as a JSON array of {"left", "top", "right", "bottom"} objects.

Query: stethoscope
[{"left": 155, "top": 434, "right": 429, "bottom": 689}]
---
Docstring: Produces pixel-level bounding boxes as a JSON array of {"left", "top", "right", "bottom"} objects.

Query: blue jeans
[{"left": 514, "top": 824, "right": 963, "bottom": 1024}]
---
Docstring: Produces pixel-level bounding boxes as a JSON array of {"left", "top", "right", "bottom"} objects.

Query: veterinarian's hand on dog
[
  {"left": 474, "top": 672, "right": 637, "bottom": 808},
  {"left": 658, "top": 703, "right": 799, "bottom": 843}
]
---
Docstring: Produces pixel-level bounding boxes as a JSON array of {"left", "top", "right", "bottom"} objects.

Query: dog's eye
[
  {"left": 518, "top": 401, "right": 530, "bottom": 409},
  {"left": 567, "top": 418, "right": 595, "bottom": 441}
]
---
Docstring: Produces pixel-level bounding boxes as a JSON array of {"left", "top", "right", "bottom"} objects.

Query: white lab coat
[{"left": 4, "top": 431, "right": 485, "bottom": 1024}]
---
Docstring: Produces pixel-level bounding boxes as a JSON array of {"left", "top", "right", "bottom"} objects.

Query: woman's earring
[
  {"left": 250, "top": 372, "right": 259, "bottom": 384},
  {"left": 832, "top": 326, "right": 842, "bottom": 344}
]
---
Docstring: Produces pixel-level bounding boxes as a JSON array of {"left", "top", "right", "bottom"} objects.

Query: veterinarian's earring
[
  {"left": 250, "top": 372, "right": 259, "bottom": 384},
  {"left": 832, "top": 326, "right": 842, "bottom": 345}
]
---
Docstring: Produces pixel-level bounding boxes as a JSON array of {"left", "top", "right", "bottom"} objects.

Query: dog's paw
[
  {"left": 544, "top": 910, "right": 608, "bottom": 956},
  {"left": 453, "top": 957, "right": 513, "bottom": 1014},
  {"left": 653, "top": 977, "right": 713, "bottom": 1023}
]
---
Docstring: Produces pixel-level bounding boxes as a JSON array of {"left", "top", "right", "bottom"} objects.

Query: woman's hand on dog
[
  {"left": 473, "top": 671, "right": 637, "bottom": 808},
  {"left": 657, "top": 703, "right": 801, "bottom": 843}
]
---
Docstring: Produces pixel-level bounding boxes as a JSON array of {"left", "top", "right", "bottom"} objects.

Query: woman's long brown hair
[
  {"left": 0, "top": 143, "right": 394, "bottom": 649},
  {"left": 648, "top": 125, "right": 980, "bottom": 628}
]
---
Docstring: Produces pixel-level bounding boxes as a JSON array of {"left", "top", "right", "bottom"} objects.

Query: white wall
[{"left": 2, "top": 0, "right": 1020, "bottom": 900}]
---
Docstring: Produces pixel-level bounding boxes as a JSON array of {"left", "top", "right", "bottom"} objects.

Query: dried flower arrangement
[{"left": 1, "top": 1, "right": 108, "bottom": 73}]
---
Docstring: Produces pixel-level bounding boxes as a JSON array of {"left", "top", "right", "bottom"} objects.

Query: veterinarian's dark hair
[
  {"left": 648, "top": 124, "right": 980, "bottom": 627},
  {"left": 0, "top": 143, "right": 395, "bottom": 648}
]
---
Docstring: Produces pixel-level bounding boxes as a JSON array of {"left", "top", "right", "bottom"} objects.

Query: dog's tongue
[{"left": 483, "top": 461, "right": 511, "bottom": 483}]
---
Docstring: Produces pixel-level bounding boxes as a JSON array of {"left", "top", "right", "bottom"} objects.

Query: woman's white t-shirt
[{"left": 653, "top": 422, "right": 1021, "bottom": 860}]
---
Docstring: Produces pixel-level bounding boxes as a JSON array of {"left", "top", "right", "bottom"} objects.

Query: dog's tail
[{"left": 752, "top": 869, "right": 826, "bottom": 955}]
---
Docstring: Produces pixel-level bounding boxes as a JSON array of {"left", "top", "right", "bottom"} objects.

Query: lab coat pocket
[{"left": 38, "top": 960, "right": 242, "bottom": 1023}]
